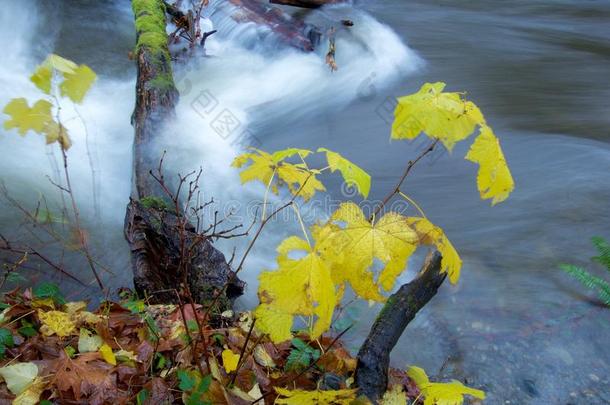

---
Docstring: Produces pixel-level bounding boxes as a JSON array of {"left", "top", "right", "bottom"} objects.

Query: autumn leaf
[
  {"left": 3, "top": 98, "right": 53, "bottom": 136},
  {"left": 274, "top": 387, "right": 357, "bottom": 404},
  {"left": 0, "top": 362, "right": 38, "bottom": 395},
  {"left": 99, "top": 343, "right": 117, "bottom": 365},
  {"left": 30, "top": 54, "right": 77, "bottom": 94},
  {"left": 255, "top": 235, "right": 336, "bottom": 342},
  {"left": 232, "top": 148, "right": 325, "bottom": 201},
  {"left": 221, "top": 349, "right": 240, "bottom": 373},
  {"left": 78, "top": 328, "right": 103, "bottom": 353},
  {"left": 59, "top": 64, "right": 97, "bottom": 104},
  {"left": 465, "top": 125, "right": 514, "bottom": 205},
  {"left": 327, "top": 202, "right": 418, "bottom": 299},
  {"left": 406, "top": 217, "right": 462, "bottom": 284},
  {"left": 13, "top": 377, "right": 46, "bottom": 405},
  {"left": 407, "top": 366, "right": 485, "bottom": 405},
  {"left": 38, "top": 310, "right": 76, "bottom": 337},
  {"left": 380, "top": 385, "right": 408, "bottom": 405},
  {"left": 317, "top": 148, "right": 371, "bottom": 198},
  {"left": 391, "top": 82, "right": 484, "bottom": 151}
]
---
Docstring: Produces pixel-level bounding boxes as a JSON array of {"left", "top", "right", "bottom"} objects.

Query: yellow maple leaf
[
  {"left": 274, "top": 387, "right": 357, "bottom": 405},
  {"left": 232, "top": 148, "right": 325, "bottom": 201},
  {"left": 406, "top": 217, "right": 462, "bottom": 284},
  {"left": 254, "top": 235, "right": 337, "bottom": 342},
  {"left": 38, "top": 310, "right": 76, "bottom": 337},
  {"left": 99, "top": 343, "right": 117, "bottom": 365},
  {"left": 327, "top": 202, "right": 418, "bottom": 299},
  {"left": 59, "top": 64, "right": 97, "bottom": 104},
  {"left": 3, "top": 98, "right": 53, "bottom": 136},
  {"left": 317, "top": 148, "right": 371, "bottom": 198},
  {"left": 407, "top": 366, "right": 485, "bottom": 405},
  {"left": 391, "top": 82, "right": 484, "bottom": 151},
  {"left": 465, "top": 125, "right": 514, "bottom": 205},
  {"left": 221, "top": 349, "right": 240, "bottom": 373}
]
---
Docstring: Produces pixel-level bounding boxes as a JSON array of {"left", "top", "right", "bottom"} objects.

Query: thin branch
[{"left": 369, "top": 139, "right": 439, "bottom": 221}]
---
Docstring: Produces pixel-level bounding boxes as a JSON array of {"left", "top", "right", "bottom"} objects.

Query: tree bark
[
  {"left": 355, "top": 252, "right": 447, "bottom": 402},
  {"left": 125, "top": 0, "right": 243, "bottom": 308}
]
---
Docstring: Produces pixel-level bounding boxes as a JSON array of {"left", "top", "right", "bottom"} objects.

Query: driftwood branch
[
  {"left": 270, "top": 0, "right": 342, "bottom": 9},
  {"left": 355, "top": 252, "right": 447, "bottom": 402}
]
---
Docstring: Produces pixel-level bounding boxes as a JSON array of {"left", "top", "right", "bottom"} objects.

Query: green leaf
[
  {"left": 318, "top": 148, "right": 371, "bottom": 198},
  {"left": 178, "top": 369, "right": 198, "bottom": 391},
  {"left": 64, "top": 346, "right": 76, "bottom": 358},
  {"left": 592, "top": 236, "right": 610, "bottom": 270},
  {"left": 32, "top": 282, "right": 65, "bottom": 305},
  {"left": 59, "top": 64, "right": 96, "bottom": 104},
  {"left": 6, "top": 272, "right": 26, "bottom": 283},
  {"left": 18, "top": 321, "right": 37, "bottom": 338},
  {"left": 195, "top": 374, "right": 212, "bottom": 394},
  {"left": 3, "top": 98, "right": 53, "bottom": 136},
  {"left": 40, "top": 401, "right": 53, "bottom": 405},
  {"left": 0, "top": 303, "right": 9, "bottom": 310},
  {"left": 0, "top": 328, "right": 14, "bottom": 348},
  {"left": 136, "top": 388, "right": 149, "bottom": 405},
  {"left": 187, "top": 319, "right": 198, "bottom": 333},
  {"left": 154, "top": 353, "right": 167, "bottom": 370},
  {"left": 291, "top": 338, "right": 309, "bottom": 352}
]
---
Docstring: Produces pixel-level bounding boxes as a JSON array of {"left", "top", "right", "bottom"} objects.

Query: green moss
[
  {"left": 131, "top": 0, "right": 176, "bottom": 91},
  {"left": 140, "top": 196, "right": 170, "bottom": 210}
]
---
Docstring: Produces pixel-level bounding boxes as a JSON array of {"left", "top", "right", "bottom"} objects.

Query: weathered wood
[
  {"left": 355, "top": 252, "right": 447, "bottom": 402},
  {"left": 126, "top": 0, "right": 243, "bottom": 309},
  {"left": 270, "top": 0, "right": 341, "bottom": 9},
  {"left": 227, "top": 0, "right": 322, "bottom": 51}
]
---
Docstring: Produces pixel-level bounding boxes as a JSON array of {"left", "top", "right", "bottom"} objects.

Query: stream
[{"left": 1, "top": 0, "right": 609, "bottom": 403}]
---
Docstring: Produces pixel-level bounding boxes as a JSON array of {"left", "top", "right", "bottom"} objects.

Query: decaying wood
[
  {"left": 270, "top": 0, "right": 342, "bottom": 9},
  {"left": 126, "top": 0, "right": 243, "bottom": 309},
  {"left": 355, "top": 252, "right": 447, "bottom": 402},
  {"left": 226, "top": 0, "right": 322, "bottom": 51}
]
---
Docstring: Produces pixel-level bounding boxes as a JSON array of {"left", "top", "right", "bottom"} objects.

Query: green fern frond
[
  {"left": 560, "top": 264, "right": 610, "bottom": 306},
  {"left": 591, "top": 236, "right": 610, "bottom": 271}
]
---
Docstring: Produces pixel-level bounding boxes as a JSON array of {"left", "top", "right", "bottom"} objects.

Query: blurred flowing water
[{"left": 0, "top": 0, "right": 609, "bottom": 403}]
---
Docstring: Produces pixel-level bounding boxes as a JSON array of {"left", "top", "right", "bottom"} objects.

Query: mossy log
[
  {"left": 355, "top": 252, "right": 447, "bottom": 402},
  {"left": 125, "top": 0, "right": 243, "bottom": 309}
]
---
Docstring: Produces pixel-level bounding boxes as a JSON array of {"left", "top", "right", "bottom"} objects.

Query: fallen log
[
  {"left": 125, "top": 0, "right": 243, "bottom": 309},
  {"left": 226, "top": 0, "right": 322, "bottom": 51},
  {"left": 270, "top": 0, "right": 342, "bottom": 9},
  {"left": 355, "top": 252, "right": 447, "bottom": 402}
]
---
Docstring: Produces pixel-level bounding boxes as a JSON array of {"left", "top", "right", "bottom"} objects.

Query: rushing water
[{"left": 1, "top": 0, "right": 609, "bottom": 403}]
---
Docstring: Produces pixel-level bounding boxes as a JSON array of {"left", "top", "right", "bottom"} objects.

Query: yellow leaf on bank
[
  {"left": 380, "top": 385, "right": 408, "bottom": 405},
  {"left": 0, "top": 362, "right": 38, "bottom": 395},
  {"left": 406, "top": 217, "right": 462, "bottom": 284},
  {"left": 232, "top": 148, "right": 325, "bottom": 201},
  {"left": 12, "top": 377, "right": 46, "bottom": 405},
  {"left": 78, "top": 328, "right": 103, "bottom": 353},
  {"left": 221, "top": 349, "right": 240, "bottom": 373},
  {"left": 99, "top": 343, "right": 116, "bottom": 365},
  {"left": 465, "top": 125, "right": 514, "bottom": 205},
  {"left": 318, "top": 147, "right": 371, "bottom": 198},
  {"left": 407, "top": 366, "right": 485, "bottom": 405},
  {"left": 38, "top": 310, "right": 75, "bottom": 337},
  {"left": 254, "top": 235, "right": 337, "bottom": 343},
  {"left": 328, "top": 202, "right": 418, "bottom": 298},
  {"left": 274, "top": 387, "right": 357, "bottom": 405}
]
